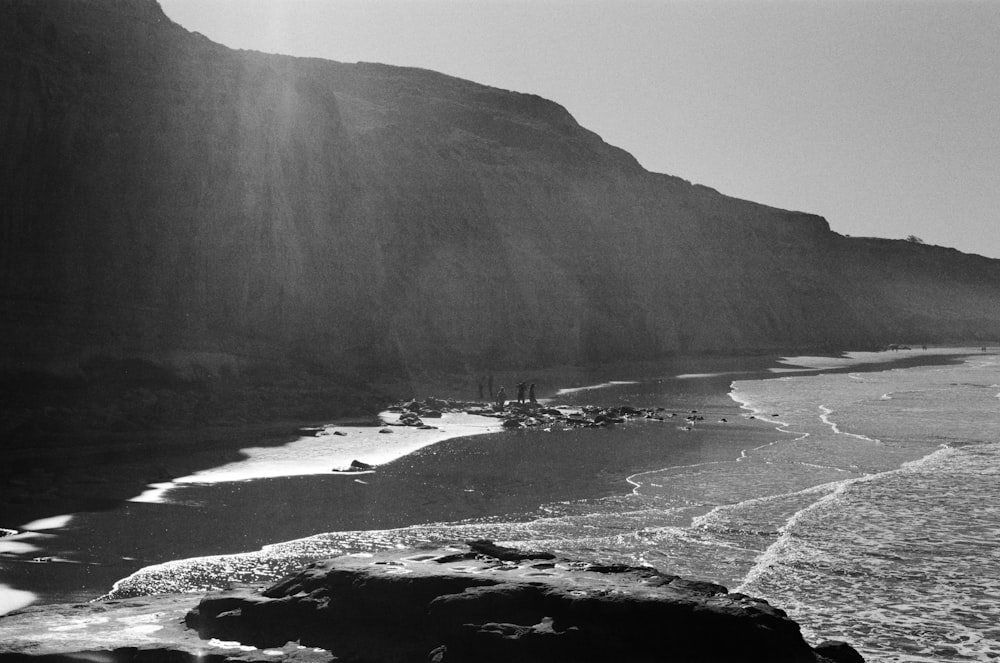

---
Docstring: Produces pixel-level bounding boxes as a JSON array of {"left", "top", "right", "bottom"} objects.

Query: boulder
[
  {"left": 185, "top": 541, "right": 859, "bottom": 663},
  {"left": 815, "top": 640, "right": 866, "bottom": 663},
  {"left": 398, "top": 412, "right": 424, "bottom": 426}
]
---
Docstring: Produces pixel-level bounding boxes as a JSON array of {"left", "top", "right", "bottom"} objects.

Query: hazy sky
[{"left": 159, "top": 0, "right": 1000, "bottom": 259}]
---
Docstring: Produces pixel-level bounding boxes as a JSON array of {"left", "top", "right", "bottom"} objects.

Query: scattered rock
[{"left": 388, "top": 398, "right": 694, "bottom": 433}]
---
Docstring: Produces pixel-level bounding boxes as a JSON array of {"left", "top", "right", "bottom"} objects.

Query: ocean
[{"left": 2, "top": 349, "right": 997, "bottom": 661}]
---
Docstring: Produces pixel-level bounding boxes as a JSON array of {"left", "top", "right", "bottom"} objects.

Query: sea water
[
  {"left": 730, "top": 356, "right": 1000, "bottom": 662},
  {"left": 5, "top": 351, "right": 998, "bottom": 661}
]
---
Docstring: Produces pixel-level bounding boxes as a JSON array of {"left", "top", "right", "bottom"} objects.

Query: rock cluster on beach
[
  {"left": 0, "top": 541, "right": 864, "bottom": 663},
  {"left": 387, "top": 397, "right": 690, "bottom": 431}
]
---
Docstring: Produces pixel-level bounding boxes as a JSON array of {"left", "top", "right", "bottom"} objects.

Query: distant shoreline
[
  {"left": 0, "top": 347, "right": 981, "bottom": 530},
  {"left": 0, "top": 347, "right": 986, "bottom": 619}
]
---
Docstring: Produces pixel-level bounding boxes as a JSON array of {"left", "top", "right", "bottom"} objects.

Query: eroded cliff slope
[{"left": 2, "top": 0, "right": 998, "bottom": 385}]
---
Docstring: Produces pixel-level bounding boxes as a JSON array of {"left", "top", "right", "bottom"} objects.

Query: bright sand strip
[
  {"left": 770, "top": 346, "right": 983, "bottom": 373},
  {"left": 0, "top": 517, "right": 78, "bottom": 614},
  {"left": 0, "top": 584, "right": 36, "bottom": 616},
  {"left": 555, "top": 381, "right": 638, "bottom": 397},
  {"left": 130, "top": 411, "right": 504, "bottom": 504}
]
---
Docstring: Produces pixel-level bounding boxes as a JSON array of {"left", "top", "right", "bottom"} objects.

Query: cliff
[{"left": 2, "top": 0, "right": 998, "bottom": 387}]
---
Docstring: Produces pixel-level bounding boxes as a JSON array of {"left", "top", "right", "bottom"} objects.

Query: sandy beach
[{"left": 0, "top": 348, "right": 979, "bottom": 617}]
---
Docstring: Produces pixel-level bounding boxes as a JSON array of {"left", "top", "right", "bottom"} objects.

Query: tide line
[
  {"left": 733, "top": 443, "right": 955, "bottom": 596},
  {"left": 818, "top": 405, "right": 881, "bottom": 444}
]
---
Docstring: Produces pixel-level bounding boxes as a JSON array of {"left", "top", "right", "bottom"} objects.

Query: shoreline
[
  {"left": 0, "top": 348, "right": 985, "bottom": 616},
  {"left": 0, "top": 347, "right": 979, "bottom": 529},
  {"left": 130, "top": 410, "right": 506, "bottom": 504}
]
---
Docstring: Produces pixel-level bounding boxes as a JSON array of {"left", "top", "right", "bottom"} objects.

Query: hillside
[{"left": 2, "top": 0, "right": 999, "bottom": 394}]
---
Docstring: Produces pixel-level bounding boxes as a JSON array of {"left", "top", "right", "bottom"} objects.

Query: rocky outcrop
[
  {"left": 2, "top": 1, "right": 998, "bottom": 389},
  {"left": 0, "top": 591, "right": 332, "bottom": 663},
  {"left": 182, "top": 541, "right": 856, "bottom": 663},
  {"left": 0, "top": 542, "right": 865, "bottom": 662},
  {"left": 388, "top": 397, "right": 687, "bottom": 431}
]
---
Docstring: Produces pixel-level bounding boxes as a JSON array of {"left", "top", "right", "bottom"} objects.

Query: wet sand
[{"left": 0, "top": 349, "right": 976, "bottom": 613}]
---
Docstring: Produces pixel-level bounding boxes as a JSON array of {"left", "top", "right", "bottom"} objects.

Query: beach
[{"left": 1, "top": 347, "right": 994, "bottom": 662}]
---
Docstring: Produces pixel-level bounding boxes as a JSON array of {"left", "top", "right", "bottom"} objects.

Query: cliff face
[{"left": 2, "top": 0, "right": 998, "bottom": 383}]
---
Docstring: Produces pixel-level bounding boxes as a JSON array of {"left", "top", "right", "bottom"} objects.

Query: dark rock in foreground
[
  {"left": 0, "top": 541, "right": 863, "bottom": 663},
  {"left": 184, "top": 541, "right": 859, "bottom": 663},
  {"left": 0, "top": 593, "right": 330, "bottom": 663}
]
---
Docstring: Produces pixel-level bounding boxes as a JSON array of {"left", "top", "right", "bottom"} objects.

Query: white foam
[
  {"left": 818, "top": 405, "right": 880, "bottom": 443},
  {"left": 734, "top": 477, "right": 855, "bottom": 593}
]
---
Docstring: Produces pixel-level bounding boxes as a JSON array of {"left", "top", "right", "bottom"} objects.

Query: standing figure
[
  {"left": 528, "top": 383, "right": 537, "bottom": 404},
  {"left": 516, "top": 382, "right": 526, "bottom": 404},
  {"left": 496, "top": 386, "right": 507, "bottom": 410}
]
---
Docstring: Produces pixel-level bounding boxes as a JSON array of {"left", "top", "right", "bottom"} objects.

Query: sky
[{"left": 158, "top": 0, "right": 1000, "bottom": 259}]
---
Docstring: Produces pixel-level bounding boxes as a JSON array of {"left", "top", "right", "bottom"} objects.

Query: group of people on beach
[{"left": 478, "top": 375, "right": 536, "bottom": 409}]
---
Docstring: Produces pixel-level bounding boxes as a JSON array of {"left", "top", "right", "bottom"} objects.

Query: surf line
[
  {"left": 626, "top": 460, "right": 732, "bottom": 495},
  {"left": 818, "top": 405, "right": 881, "bottom": 444},
  {"left": 733, "top": 444, "right": 954, "bottom": 597},
  {"left": 728, "top": 387, "right": 811, "bottom": 457}
]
